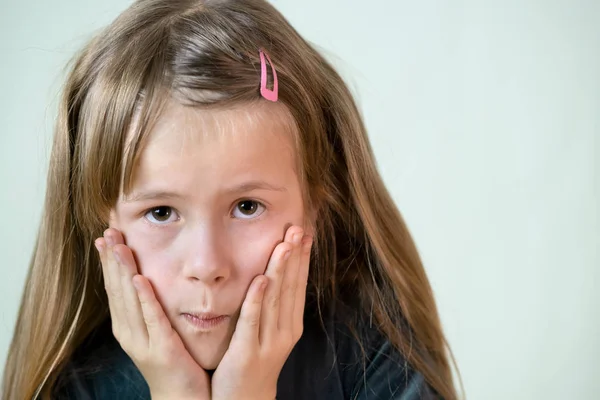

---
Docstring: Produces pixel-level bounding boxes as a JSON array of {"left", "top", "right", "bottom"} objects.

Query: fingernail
[
  {"left": 105, "top": 234, "right": 115, "bottom": 247},
  {"left": 113, "top": 250, "right": 122, "bottom": 264},
  {"left": 292, "top": 232, "right": 303, "bottom": 244},
  {"left": 94, "top": 239, "right": 103, "bottom": 252}
]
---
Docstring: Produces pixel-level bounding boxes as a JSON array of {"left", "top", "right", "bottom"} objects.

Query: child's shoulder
[
  {"left": 278, "top": 297, "right": 439, "bottom": 399},
  {"left": 53, "top": 320, "right": 149, "bottom": 399}
]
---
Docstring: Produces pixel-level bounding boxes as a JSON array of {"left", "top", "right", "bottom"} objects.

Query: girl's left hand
[{"left": 211, "top": 226, "right": 313, "bottom": 400}]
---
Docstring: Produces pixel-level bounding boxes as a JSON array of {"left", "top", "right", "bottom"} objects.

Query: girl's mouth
[{"left": 182, "top": 312, "right": 229, "bottom": 331}]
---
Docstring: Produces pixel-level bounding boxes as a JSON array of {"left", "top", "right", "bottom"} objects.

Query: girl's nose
[{"left": 181, "top": 225, "right": 231, "bottom": 285}]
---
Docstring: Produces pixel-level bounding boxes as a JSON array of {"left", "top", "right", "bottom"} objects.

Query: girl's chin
[
  {"left": 188, "top": 342, "right": 227, "bottom": 370},
  {"left": 177, "top": 321, "right": 236, "bottom": 370}
]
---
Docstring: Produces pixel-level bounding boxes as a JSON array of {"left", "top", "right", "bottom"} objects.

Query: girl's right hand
[{"left": 95, "top": 228, "right": 210, "bottom": 400}]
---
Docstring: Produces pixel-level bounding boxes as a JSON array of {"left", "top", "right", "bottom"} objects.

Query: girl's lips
[{"left": 182, "top": 313, "right": 229, "bottom": 331}]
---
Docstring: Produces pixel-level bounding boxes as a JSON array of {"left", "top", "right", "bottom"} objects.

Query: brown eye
[
  {"left": 238, "top": 200, "right": 257, "bottom": 215},
  {"left": 233, "top": 200, "right": 265, "bottom": 219},
  {"left": 145, "top": 206, "right": 178, "bottom": 224}
]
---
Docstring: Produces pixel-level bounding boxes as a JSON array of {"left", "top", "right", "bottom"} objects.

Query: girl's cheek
[
  {"left": 125, "top": 231, "right": 177, "bottom": 278},
  {"left": 240, "top": 240, "right": 274, "bottom": 276},
  {"left": 137, "top": 251, "right": 174, "bottom": 278},
  {"left": 131, "top": 243, "right": 178, "bottom": 308},
  {"left": 230, "top": 225, "right": 286, "bottom": 277}
]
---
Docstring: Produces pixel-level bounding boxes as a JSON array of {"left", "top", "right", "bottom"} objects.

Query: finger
[
  {"left": 233, "top": 275, "right": 268, "bottom": 347},
  {"left": 101, "top": 230, "right": 128, "bottom": 337},
  {"left": 96, "top": 237, "right": 119, "bottom": 334},
  {"left": 133, "top": 275, "right": 174, "bottom": 348},
  {"left": 278, "top": 227, "right": 304, "bottom": 332},
  {"left": 260, "top": 239, "right": 293, "bottom": 342},
  {"left": 113, "top": 243, "right": 149, "bottom": 346},
  {"left": 292, "top": 235, "right": 313, "bottom": 338}
]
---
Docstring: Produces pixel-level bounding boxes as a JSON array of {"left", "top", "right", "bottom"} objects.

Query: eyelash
[{"left": 142, "top": 199, "right": 267, "bottom": 227}]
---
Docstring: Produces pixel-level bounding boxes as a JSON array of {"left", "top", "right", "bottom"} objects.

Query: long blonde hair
[{"left": 2, "top": 0, "right": 459, "bottom": 398}]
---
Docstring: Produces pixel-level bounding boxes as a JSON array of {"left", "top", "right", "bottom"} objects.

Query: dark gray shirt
[{"left": 54, "top": 300, "right": 438, "bottom": 399}]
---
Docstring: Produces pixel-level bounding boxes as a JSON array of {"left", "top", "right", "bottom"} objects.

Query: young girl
[{"left": 2, "top": 0, "right": 460, "bottom": 399}]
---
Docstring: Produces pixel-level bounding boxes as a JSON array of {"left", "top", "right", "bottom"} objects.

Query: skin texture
[{"left": 96, "top": 100, "right": 314, "bottom": 398}]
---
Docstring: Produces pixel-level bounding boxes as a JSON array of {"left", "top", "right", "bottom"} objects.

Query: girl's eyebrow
[
  {"left": 123, "top": 191, "right": 184, "bottom": 203},
  {"left": 124, "top": 181, "right": 287, "bottom": 203},
  {"left": 223, "top": 180, "right": 288, "bottom": 195}
]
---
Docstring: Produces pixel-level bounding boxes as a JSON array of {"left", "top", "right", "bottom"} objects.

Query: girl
[{"left": 2, "top": 0, "right": 460, "bottom": 399}]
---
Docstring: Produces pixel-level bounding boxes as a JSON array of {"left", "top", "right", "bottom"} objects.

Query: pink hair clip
[{"left": 259, "top": 49, "right": 278, "bottom": 102}]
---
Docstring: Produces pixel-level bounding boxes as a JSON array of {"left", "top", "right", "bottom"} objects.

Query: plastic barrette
[{"left": 259, "top": 49, "right": 278, "bottom": 102}]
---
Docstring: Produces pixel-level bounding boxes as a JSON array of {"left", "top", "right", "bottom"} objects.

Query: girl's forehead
[
  {"left": 144, "top": 99, "right": 297, "bottom": 146},
  {"left": 124, "top": 99, "right": 301, "bottom": 192}
]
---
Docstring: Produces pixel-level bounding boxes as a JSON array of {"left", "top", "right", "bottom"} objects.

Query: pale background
[{"left": 1, "top": 0, "right": 598, "bottom": 399}]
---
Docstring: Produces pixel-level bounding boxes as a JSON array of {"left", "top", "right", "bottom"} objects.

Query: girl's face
[{"left": 110, "top": 100, "right": 309, "bottom": 369}]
